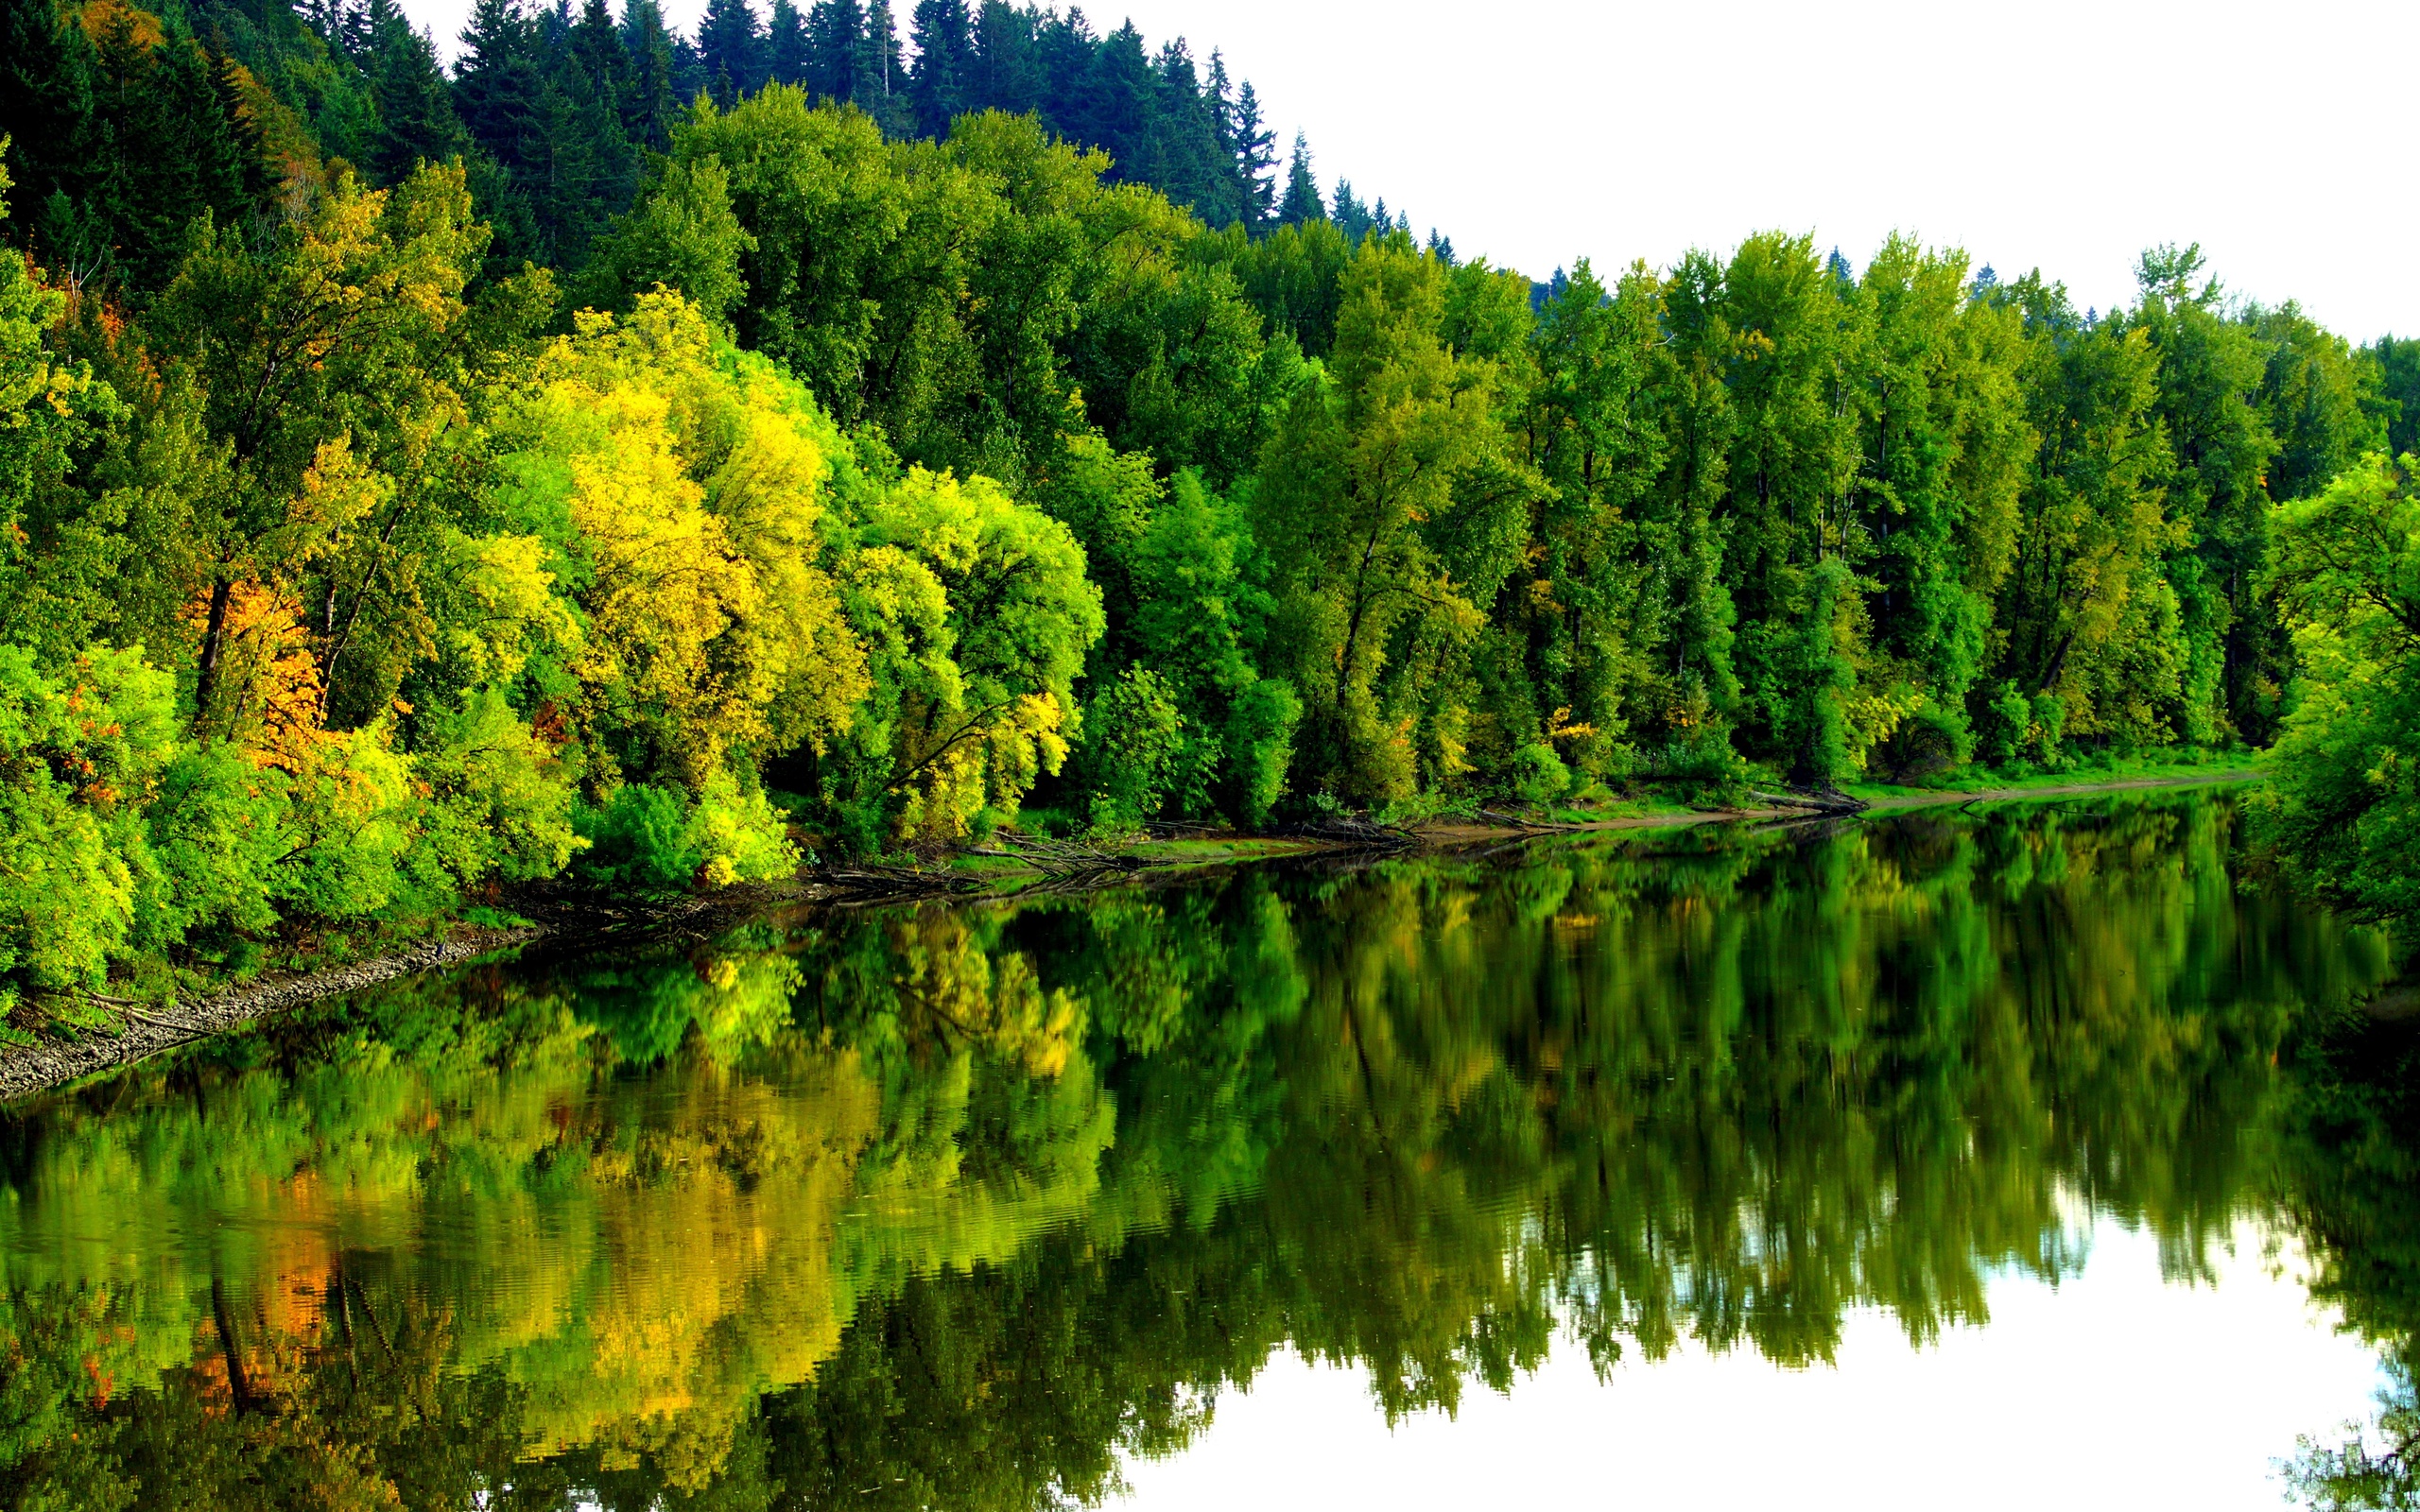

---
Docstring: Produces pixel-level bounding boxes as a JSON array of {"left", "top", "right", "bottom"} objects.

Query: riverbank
[{"left": 0, "top": 766, "right": 2266, "bottom": 1103}]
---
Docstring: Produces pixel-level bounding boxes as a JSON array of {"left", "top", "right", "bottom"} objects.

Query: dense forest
[{"left": 2, "top": 0, "right": 2418, "bottom": 1025}]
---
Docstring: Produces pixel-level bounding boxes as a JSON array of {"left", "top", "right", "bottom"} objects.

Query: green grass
[{"left": 1844, "top": 747, "right": 2265, "bottom": 803}]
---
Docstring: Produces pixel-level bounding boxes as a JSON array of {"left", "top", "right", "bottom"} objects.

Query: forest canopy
[{"left": 1, "top": 0, "right": 2416, "bottom": 1023}]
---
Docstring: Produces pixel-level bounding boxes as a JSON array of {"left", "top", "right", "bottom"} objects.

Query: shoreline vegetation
[
  {"left": 0, "top": 765, "right": 2264, "bottom": 1103},
  {"left": 3, "top": 0, "right": 2417, "bottom": 1070}
]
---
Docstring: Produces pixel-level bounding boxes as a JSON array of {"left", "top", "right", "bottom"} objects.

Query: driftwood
[
  {"left": 821, "top": 864, "right": 990, "bottom": 900},
  {"left": 1273, "top": 816, "right": 1419, "bottom": 849},
  {"left": 1746, "top": 787, "right": 1869, "bottom": 816},
  {"left": 968, "top": 834, "right": 1151, "bottom": 879},
  {"left": 1474, "top": 807, "right": 1586, "bottom": 833}
]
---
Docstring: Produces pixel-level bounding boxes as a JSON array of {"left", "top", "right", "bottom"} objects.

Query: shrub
[
  {"left": 1078, "top": 666, "right": 1185, "bottom": 835},
  {"left": 575, "top": 774, "right": 801, "bottom": 892},
  {"left": 1510, "top": 742, "right": 1572, "bottom": 804},
  {"left": 0, "top": 645, "right": 176, "bottom": 1021}
]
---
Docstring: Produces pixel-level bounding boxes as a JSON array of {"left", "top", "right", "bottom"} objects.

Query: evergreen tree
[
  {"left": 858, "top": 0, "right": 908, "bottom": 131},
  {"left": 1274, "top": 130, "right": 1320, "bottom": 228},
  {"left": 804, "top": 0, "right": 863, "bottom": 102},
  {"left": 1231, "top": 79, "right": 1275, "bottom": 229},
  {"left": 618, "top": 0, "right": 680, "bottom": 149},
  {"left": 766, "top": 0, "right": 809, "bottom": 85},
  {"left": 1084, "top": 23, "right": 1154, "bottom": 180},
  {"left": 907, "top": 0, "right": 970, "bottom": 140},
  {"left": 970, "top": 0, "right": 1036, "bottom": 114},
  {"left": 361, "top": 0, "right": 468, "bottom": 186},
  {"left": 697, "top": 0, "right": 766, "bottom": 104},
  {"left": 568, "top": 0, "right": 628, "bottom": 97},
  {"left": 1032, "top": 5, "right": 1094, "bottom": 134},
  {"left": 1331, "top": 179, "right": 1369, "bottom": 245},
  {"left": 1149, "top": 39, "right": 1235, "bottom": 225},
  {"left": 455, "top": 0, "right": 543, "bottom": 167},
  {"left": 0, "top": 0, "right": 95, "bottom": 259}
]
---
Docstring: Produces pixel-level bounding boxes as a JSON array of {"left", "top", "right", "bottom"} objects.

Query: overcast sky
[{"left": 411, "top": 0, "right": 2420, "bottom": 341}]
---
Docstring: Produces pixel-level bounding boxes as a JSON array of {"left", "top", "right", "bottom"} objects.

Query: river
[{"left": 3, "top": 788, "right": 2413, "bottom": 1510}]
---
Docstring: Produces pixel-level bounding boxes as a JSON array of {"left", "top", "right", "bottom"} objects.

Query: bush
[
  {"left": 0, "top": 645, "right": 176, "bottom": 1021},
  {"left": 1982, "top": 681, "right": 2031, "bottom": 766},
  {"left": 1077, "top": 666, "right": 1184, "bottom": 835},
  {"left": 138, "top": 744, "right": 286, "bottom": 951},
  {"left": 575, "top": 773, "right": 801, "bottom": 892},
  {"left": 1510, "top": 742, "right": 1572, "bottom": 803},
  {"left": 1878, "top": 703, "right": 1971, "bottom": 782},
  {"left": 2029, "top": 692, "right": 2069, "bottom": 765},
  {"left": 413, "top": 688, "right": 584, "bottom": 889},
  {"left": 1224, "top": 678, "right": 1301, "bottom": 829}
]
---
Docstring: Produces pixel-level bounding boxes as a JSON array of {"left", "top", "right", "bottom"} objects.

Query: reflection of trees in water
[
  {"left": 2276, "top": 1009, "right": 2420, "bottom": 1509},
  {"left": 0, "top": 793, "right": 2400, "bottom": 1509}
]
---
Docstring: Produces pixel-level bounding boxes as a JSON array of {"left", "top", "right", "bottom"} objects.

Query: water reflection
[{"left": 0, "top": 793, "right": 2408, "bottom": 1509}]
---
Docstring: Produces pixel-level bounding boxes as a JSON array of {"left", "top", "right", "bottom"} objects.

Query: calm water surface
[{"left": 4, "top": 791, "right": 2415, "bottom": 1510}]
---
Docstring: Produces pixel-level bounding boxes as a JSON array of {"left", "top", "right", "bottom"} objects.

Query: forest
[{"left": 3, "top": 0, "right": 2420, "bottom": 1026}]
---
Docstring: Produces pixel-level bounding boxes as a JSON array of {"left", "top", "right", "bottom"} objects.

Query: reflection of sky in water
[{"left": 1118, "top": 1216, "right": 2386, "bottom": 1511}]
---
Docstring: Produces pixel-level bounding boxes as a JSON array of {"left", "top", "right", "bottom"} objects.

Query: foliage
[
  {"left": 2252, "top": 454, "right": 2420, "bottom": 934},
  {"left": 0, "top": 0, "right": 2409, "bottom": 1000}
]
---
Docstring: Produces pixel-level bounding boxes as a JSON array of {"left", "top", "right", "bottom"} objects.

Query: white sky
[
  {"left": 1115, "top": 1218, "right": 2389, "bottom": 1512},
  {"left": 408, "top": 0, "right": 2420, "bottom": 341}
]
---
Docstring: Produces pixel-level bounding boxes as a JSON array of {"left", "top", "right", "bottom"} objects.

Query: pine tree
[
  {"left": 361, "top": 0, "right": 468, "bottom": 185},
  {"left": 766, "top": 0, "right": 808, "bottom": 85},
  {"left": 1274, "top": 130, "right": 1320, "bottom": 228},
  {"left": 907, "top": 0, "right": 970, "bottom": 139},
  {"left": 697, "top": 0, "right": 765, "bottom": 105},
  {"left": 804, "top": 0, "right": 862, "bottom": 102},
  {"left": 1230, "top": 78, "right": 1275, "bottom": 230},
  {"left": 0, "top": 0, "right": 95, "bottom": 243},
  {"left": 1331, "top": 179, "right": 1368, "bottom": 245},
  {"left": 858, "top": 0, "right": 908, "bottom": 132},
  {"left": 1149, "top": 38, "right": 1234, "bottom": 224},
  {"left": 1032, "top": 6, "right": 1094, "bottom": 135},
  {"left": 456, "top": 0, "right": 543, "bottom": 169},
  {"left": 1203, "top": 46, "right": 1234, "bottom": 155},
  {"left": 1084, "top": 22, "right": 1154, "bottom": 180},
  {"left": 568, "top": 0, "right": 627, "bottom": 95},
  {"left": 970, "top": 0, "right": 1035, "bottom": 114},
  {"left": 618, "top": 0, "right": 679, "bottom": 149}
]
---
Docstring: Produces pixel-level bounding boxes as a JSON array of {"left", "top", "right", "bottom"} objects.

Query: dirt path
[{"left": 0, "top": 767, "right": 2262, "bottom": 1105}]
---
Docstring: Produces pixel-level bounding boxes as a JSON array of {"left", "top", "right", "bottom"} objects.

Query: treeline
[
  {"left": 0, "top": 0, "right": 1356, "bottom": 283},
  {"left": 2, "top": 0, "right": 2419, "bottom": 1021}
]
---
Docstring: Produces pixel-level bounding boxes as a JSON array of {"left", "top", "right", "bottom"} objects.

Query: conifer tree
[
  {"left": 1085, "top": 23, "right": 1154, "bottom": 180},
  {"left": 455, "top": 0, "right": 542, "bottom": 165},
  {"left": 907, "top": 0, "right": 970, "bottom": 140},
  {"left": 361, "top": 0, "right": 466, "bottom": 186},
  {"left": 618, "top": 0, "right": 680, "bottom": 148},
  {"left": 970, "top": 0, "right": 1035, "bottom": 113},
  {"left": 568, "top": 0, "right": 627, "bottom": 95},
  {"left": 1231, "top": 80, "right": 1275, "bottom": 229},
  {"left": 1331, "top": 180, "right": 1369, "bottom": 245},
  {"left": 805, "top": 0, "right": 863, "bottom": 102},
  {"left": 766, "top": 0, "right": 808, "bottom": 85},
  {"left": 1033, "top": 6, "right": 1095, "bottom": 132},
  {"left": 0, "top": 0, "right": 95, "bottom": 246},
  {"left": 1274, "top": 130, "right": 1321, "bottom": 228},
  {"left": 698, "top": 0, "right": 766, "bottom": 104},
  {"left": 858, "top": 0, "right": 908, "bottom": 131}
]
